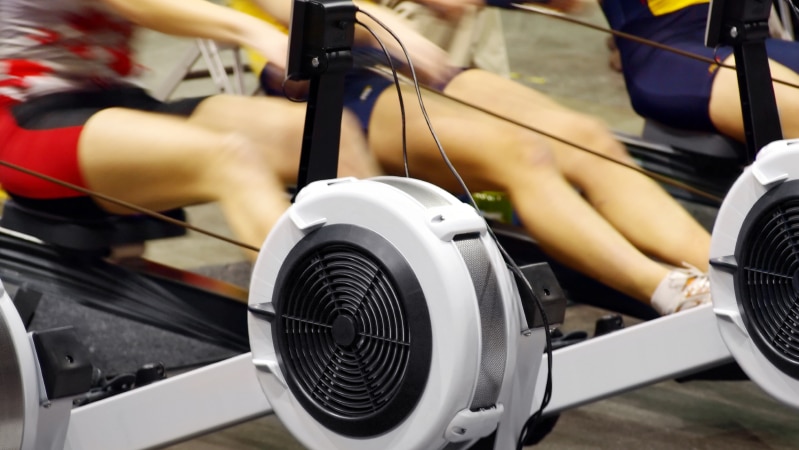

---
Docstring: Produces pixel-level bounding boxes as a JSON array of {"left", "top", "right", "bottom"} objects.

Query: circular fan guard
[
  {"left": 736, "top": 180, "right": 799, "bottom": 379},
  {"left": 273, "top": 224, "right": 432, "bottom": 437}
]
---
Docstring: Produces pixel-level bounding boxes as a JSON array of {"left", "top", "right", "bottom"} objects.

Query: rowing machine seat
[
  {"left": 642, "top": 120, "right": 746, "bottom": 162},
  {"left": 0, "top": 199, "right": 187, "bottom": 256},
  {"left": 616, "top": 120, "right": 745, "bottom": 205}
]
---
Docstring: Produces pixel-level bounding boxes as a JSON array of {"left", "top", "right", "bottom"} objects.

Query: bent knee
[
  {"left": 555, "top": 117, "right": 631, "bottom": 171},
  {"left": 206, "top": 132, "right": 276, "bottom": 190},
  {"left": 216, "top": 132, "right": 264, "bottom": 166},
  {"left": 487, "top": 127, "right": 559, "bottom": 182}
]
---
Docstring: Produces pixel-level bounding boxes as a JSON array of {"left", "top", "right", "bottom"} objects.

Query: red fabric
[{"left": 0, "top": 104, "right": 87, "bottom": 198}]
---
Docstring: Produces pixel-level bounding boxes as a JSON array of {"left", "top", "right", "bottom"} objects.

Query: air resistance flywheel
[
  {"left": 247, "top": 176, "right": 542, "bottom": 450},
  {"left": 709, "top": 139, "right": 799, "bottom": 409}
]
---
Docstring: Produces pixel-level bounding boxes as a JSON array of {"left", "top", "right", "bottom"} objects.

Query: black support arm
[
  {"left": 287, "top": 0, "right": 358, "bottom": 193},
  {"left": 706, "top": 0, "right": 783, "bottom": 162}
]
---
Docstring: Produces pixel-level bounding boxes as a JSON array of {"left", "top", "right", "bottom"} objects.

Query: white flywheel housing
[
  {"left": 0, "top": 283, "right": 42, "bottom": 449},
  {"left": 248, "top": 176, "right": 537, "bottom": 449},
  {"left": 709, "top": 139, "right": 799, "bottom": 409}
]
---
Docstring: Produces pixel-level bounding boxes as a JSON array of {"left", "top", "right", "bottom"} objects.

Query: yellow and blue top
[
  {"left": 601, "top": 0, "right": 709, "bottom": 31},
  {"left": 229, "top": 0, "right": 286, "bottom": 72}
]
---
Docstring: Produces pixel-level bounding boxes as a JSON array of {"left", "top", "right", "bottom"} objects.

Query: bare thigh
[
  {"left": 710, "top": 54, "right": 799, "bottom": 141},
  {"left": 78, "top": 106, "right": 277, "bottom": 214},
  {"left": 442, "top": 69, "right": 632, "bottom": 186},
  {"left": 368, "top": 83, "right": 553, "bottom": 193},
  {"left": 187, "top": 94, "right": 379, "bottom": 182}
]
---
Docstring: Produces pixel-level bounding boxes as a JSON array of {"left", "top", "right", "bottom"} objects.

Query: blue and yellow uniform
[
  {"left": 601, "top": 0, "right": 709, "bottom": 31},
  {"left": 600, "top": 0, "right": 799, "bottom": 132}
]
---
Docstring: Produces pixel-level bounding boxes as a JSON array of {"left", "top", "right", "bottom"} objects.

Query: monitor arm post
[
  {"left": 706, "top": 0, "right": 783, "bottom": 163},
  {"left": 287, "top": 0, "right": 357, "bottom": 193}
]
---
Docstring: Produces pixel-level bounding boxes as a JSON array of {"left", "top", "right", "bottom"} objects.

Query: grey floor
[{"left": 128, "top": 4, "right": 799, "bottom": 450}]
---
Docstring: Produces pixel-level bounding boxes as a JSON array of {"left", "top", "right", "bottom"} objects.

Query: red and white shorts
[{"left": 0, "top": 87, "right": 204, "bottom": 213}]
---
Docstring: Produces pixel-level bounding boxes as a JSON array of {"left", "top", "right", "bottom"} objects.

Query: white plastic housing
[
  {"left": 709, "top": 139, "right": 799, "bottom": 409},
  {"left": 248, "top": 176, "right": 537, "bottom": 450}
]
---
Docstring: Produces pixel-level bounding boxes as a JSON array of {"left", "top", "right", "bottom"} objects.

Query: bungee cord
[
  {"left": 356, "top": 8, "right": 472, "bottom": 192},
  {"left": 787, "top": 0, "right": 799, "bottom": 22}
]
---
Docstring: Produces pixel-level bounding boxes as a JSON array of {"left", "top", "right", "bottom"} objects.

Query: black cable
[
  {"left": 501, "top": 231, "right": 553, "bottom": 450},
  {"left": 354, "top": 19, "right": 411, "bottom": 177},
  {"left": 0, "top": 158, "right": 260, "bottom": 252},
  {"left": 356, "top": 8, "right": 555, "bottom": 446},
  {"left": 781, "top": 0, "right": 799, "bottom": 28},
  {"left": 356, "top": 8, "right": 471, "bottom": 195}
]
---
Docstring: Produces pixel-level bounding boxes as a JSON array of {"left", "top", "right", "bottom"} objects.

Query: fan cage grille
[
  {"left": 272, "top": 224, "right": 432, "bottom": 437},
  {"left": 737, "top": 187, "right": 799, "bottom": 378},
  {"left": 280, "top": 244, "right": 410, "bottom": 417}
]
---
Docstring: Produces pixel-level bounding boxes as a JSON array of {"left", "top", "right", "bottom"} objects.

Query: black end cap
[{"left": 32, "top": 327, "right": 94, "bottom": 399}]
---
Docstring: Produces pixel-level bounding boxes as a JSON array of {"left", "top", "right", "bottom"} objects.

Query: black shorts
[{"left": 343, "top": 69, "right": 395, "bottom": 133}]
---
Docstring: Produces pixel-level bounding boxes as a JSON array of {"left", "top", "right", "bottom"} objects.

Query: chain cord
[
  {"left": 0, "top": 159, "right": 260, "bottom": 252},
  {"left": 7, "top": 4, "right": 790, "bottom": 248}
]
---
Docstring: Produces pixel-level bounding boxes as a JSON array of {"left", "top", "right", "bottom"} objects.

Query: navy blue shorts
[
  {"left": 343, "top": 69, "right": 395, "bottom": 133},
  {"left": 261, "top": 66, "right": 393, "bottom": 133},
  {"left": 343, "top": 65, "right": 466, "bottom": 133},
  {"left": 617, "top": 4, "right": 799, "bottom": 132},
  {"left": 264, "top": 46, "right": 460, "bottom": 133}
]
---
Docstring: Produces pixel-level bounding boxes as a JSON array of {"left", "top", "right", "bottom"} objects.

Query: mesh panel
[
  {"left": 455, "top": 236, "right": 507, "bottom": 409},
  {"left": 379, "top": 177, "right": 508, "bottom": 409}
]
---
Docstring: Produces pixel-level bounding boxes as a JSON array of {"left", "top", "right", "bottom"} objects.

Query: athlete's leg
[
  {"left": 443, "top": 69, "right": 711, "bottom": 270},
  {"left": 186, "top": 94, "right": 381, "bottom": 183},
  {"left": 79, "top": 106, "right": 292, "bottom": 259},
  {"left": 710, "top": 52, "right": 799, "bottom": 142},
  {"left": 368, "top": 83, "right": 672, "bottom": 303}
]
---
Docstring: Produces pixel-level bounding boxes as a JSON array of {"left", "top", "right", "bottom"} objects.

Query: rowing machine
[{"left": 3, "top": 0, "right": 799, "bottom": 447}]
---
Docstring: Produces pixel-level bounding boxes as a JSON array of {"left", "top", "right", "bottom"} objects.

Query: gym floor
[{"left": 130, "top": 4, "right": 799, "bottom": 449}]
